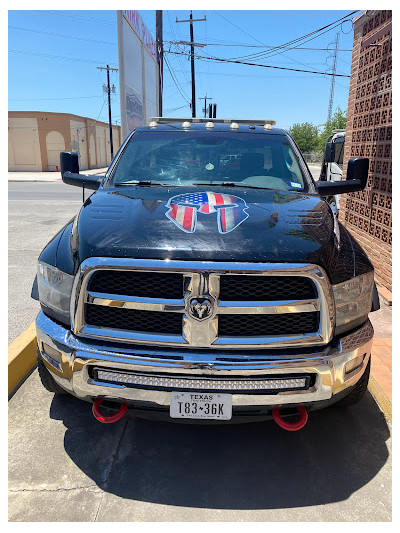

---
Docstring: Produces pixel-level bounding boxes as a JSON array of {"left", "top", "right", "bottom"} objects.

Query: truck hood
[{"left": 72, "top": 185, "right": 345, "bottom": 272}]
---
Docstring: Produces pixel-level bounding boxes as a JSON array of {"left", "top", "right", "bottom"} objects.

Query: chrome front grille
[{"left": 71, "top": 258, "right": 334, "bottom": 349}]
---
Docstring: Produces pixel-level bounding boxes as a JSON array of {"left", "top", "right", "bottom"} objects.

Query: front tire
[
  {"left": 335, "top": 358, "right": 370, "bottom": 407},
  {"left": 37, "top": 348, "right": 67, "bottom": 395}
]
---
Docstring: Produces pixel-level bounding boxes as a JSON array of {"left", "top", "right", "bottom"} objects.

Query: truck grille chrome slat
[{"left": 71, "top": 259, "right": 334, "bottom": 349}]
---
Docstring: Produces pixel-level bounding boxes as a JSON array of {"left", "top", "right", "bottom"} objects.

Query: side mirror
[
  {"left": 315, "top": 157, "right": 369, "bottom": 196},
  {"left": 60, "top": 151, "right": 79, "bottom": 175},
  {"left": 324, "top": 141, "right": 336, "bottom": 163},
  {"left": 346, "top": 157, "right": 369, "bottom": 188},
  {"left": 60, "top": 151, "right": 104, "bottom": 190}
]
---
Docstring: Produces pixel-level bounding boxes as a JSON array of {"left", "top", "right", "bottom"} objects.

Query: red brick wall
[{"left": 339, "top": 10, "right": 392, "bottom": 291}]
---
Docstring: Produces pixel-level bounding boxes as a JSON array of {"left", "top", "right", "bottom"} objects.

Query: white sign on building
[{"left": 117, "top": 10, "right": 159, "bottom": 140}]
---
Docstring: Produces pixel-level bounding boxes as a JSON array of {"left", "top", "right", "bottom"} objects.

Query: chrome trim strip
[
  {"left": 71, "top": 258, "right": 334, "bottom": 349},
  {"left": 87, "top": 292, "right": 185, "bottom": 312},
  {"left": 217, "top": 298, "right": 320, "bottom": 314},
  {"left": 81, "top": 325, "right": 185, "bottom": 345}
]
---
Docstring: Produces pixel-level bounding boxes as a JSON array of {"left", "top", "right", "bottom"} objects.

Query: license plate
[{"left": 170, "top": 392, "right": 232, "bottom": 420}]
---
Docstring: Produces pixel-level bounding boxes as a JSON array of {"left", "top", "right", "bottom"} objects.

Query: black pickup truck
[{"left": 32, "top": 117, "right": 379, "bottom": 428}]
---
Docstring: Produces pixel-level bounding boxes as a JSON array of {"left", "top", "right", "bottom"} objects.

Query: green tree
[
  {"left": 288, "top": 122, "right": 319, "bottom": 153},
  {"left": 318, "top": 107, "right": 347, "bottom": 150}
]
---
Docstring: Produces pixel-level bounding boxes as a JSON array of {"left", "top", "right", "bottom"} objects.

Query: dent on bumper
[{"left": 36, "top": 311, "right": 373, "bottom": 410}]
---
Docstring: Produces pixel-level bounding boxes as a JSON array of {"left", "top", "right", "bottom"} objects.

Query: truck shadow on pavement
[{"left": 50, "top": 392, "right": 390, "bottom": 510}]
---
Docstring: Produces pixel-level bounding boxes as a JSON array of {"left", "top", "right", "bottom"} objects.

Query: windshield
[{"left": 108, "top": 130, "right": 308, "bottom": 191}]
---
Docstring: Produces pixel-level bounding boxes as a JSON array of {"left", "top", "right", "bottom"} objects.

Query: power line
[
  {"left": 212, "top": 10, "right": 266, "bottom": 46},
  {"left": 211, "top": 10, "right": 358, "bottom": 62},
  {"left": 165, "top": 50, "right": 350, "bottom": 77},
  {"left": 8, "top": 26, "right": 116, "bottom": 46},
  {"left": 166, "top": 11, "right": 191, "bottom": 86},
  {"left": 166, "top": 40, "right": 352, "bottom": 51},
  {"left": 40, "top": 10, "right": 116, "bottom": 26},
  {"left": 9, "top": 95, "right": 104, "bottom": 102},
  {"left": 164, "top": 54, "right": 191, "bottom": 105},
  {"left": 164, "top": 54, "right": 190, "bottom": 102},
  {"left": 203, "top": 11, "right": 356, "bottom": 76},
  {"left": 9, "top": 49, "right": 117, "bottom": 66}
]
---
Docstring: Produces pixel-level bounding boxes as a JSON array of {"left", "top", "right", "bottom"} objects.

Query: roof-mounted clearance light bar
[{"left": 149, "top": 117, "right": 276, "bottom": 130}]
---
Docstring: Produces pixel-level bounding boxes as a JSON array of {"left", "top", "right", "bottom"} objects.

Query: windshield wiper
[
  {"left": 193, "top": 182, "right": 273, "bottom": 190},
  {"left": 115, "top": 180, "right": 167, "bottom": 187}
]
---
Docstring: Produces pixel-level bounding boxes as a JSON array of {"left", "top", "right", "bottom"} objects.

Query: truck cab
[{"left": 32, "top": 118, "right": 378, "bottom": 427}]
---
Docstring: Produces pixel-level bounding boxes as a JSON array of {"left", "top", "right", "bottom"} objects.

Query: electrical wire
[
  {"left": 165, "top": 50, "right": 350, "bottom": 77},
  {"left": 9, "top": 49, "right": 118, "bottom": 66},
  {"left": 164, "top": 54, "right": 191, "bottom": 104},
  {"left": 165, "top": 40, "right": 352, "bottom": 51},
  {"left": 8, "top": 26, "right": 116, "bottom": 46},
  {"left": 40, "top": 10, "right": 116, "bottom": 26},
  {"left": 9, "top": 95, "right": 103, "bottom": 102},
  {"left": 211, "top": 10, "right": 358, "bottom": 62},
  {"left": 166, "top": 11, "right": 191, "bottom": 86}
]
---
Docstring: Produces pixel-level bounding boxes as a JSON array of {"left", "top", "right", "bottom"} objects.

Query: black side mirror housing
[
  {"left": 60, "top": 151, "right": 104, "bottom": 190},
  {"left": 315, "top": 157, "right": 369, "bottom": 196},
  {"left": 324, "top": 141, "right": 336, "bottom": 163},
  {"left": 60, "top": 151, "right": 79, "bottom": 175}
]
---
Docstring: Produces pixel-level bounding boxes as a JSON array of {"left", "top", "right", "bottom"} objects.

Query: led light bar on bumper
[
  {"left": 333, "top": 271, "right": 374, "bottom": 335},
  {"left": 93, "top": 368, "right": 310, "bottom": 393}
]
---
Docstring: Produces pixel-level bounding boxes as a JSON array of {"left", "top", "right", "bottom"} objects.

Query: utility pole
[
  {"left": 97, "top": 65, "right": 118, "bottom": 159},
  {"left": 199, "top": 94, "right": 212, "bottom": 118},
  {"left": 327, "top": 32, "right": 340, "bottom": 123},
  {"left": 176, "top": 11, "right": 206, "bottom": 118},
  {"left": 156, "top": 10, "right": 163, "bottom": 116}
]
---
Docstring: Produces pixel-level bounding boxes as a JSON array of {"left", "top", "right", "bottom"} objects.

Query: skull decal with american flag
[{"left": 165, "top": 191, "right": 249, "bottom": 234}]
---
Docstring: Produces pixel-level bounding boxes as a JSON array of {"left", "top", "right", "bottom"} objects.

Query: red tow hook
[
  {"left": 272, "top": 405, "right": 308, "bottom": 431},
  {"left": 92, "top": 397, "right": 128, "bottom": 424}
]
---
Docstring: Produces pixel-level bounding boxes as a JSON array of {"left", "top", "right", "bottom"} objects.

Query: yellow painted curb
[
  {"left": 368, "top": 375, "right": 392, "bottom": 424},
  {"left": 8, "top": 322, "right": 37, "bottom": 395}
]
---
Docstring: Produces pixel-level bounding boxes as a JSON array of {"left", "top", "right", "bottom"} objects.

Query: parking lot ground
[{"left": 8, "top": 370, "right": 392, "bottom": 522}]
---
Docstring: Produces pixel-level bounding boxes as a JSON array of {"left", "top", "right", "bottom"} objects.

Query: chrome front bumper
[{"left": 36, "top": 311, "right": 373, "bottom": 412}]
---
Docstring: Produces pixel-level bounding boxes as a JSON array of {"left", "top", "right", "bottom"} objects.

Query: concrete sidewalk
[{"left": 8, "top": 169, "right": 108, "bottom": 182}]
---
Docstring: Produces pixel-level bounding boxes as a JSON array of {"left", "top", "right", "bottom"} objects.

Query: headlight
[
  {"left": 37, "top": 261, "right": 74, "bottom": 325},
  {"left": 333, "top": 271, "right": 374, "bottom": 334}
]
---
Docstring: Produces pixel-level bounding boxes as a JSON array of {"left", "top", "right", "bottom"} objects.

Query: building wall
[
  {"left": 8, "top": 111, "right": 122, "bottom": 172},
  {"left": 339, "top": 10, "right": 392, "bottom": 292},
  {"left": 8, "top": 117, "right": 42, "bottom": 171}
]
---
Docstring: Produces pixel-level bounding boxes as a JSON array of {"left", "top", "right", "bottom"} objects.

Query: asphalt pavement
[{"left": 8, "top": 182, "right": 83, "bottom": 343}]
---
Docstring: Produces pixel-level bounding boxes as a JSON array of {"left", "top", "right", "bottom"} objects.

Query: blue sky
[{"left": 8, "top": 9, "right": 357, "bottom": 131}]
